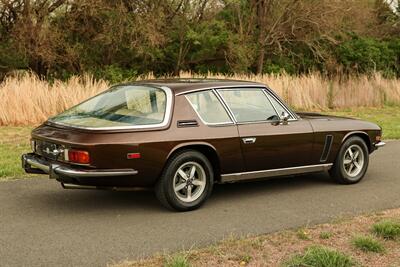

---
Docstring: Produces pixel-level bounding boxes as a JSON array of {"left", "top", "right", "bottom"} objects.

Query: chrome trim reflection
[
  {"left": 216, "top": 87, "right": 297, "bottom": 124},
  {"left": 61, "top": 183, "right": 151, "bottom": 191},
  {"left": 22, "top": 154, "right": 138, "bottom": 178},
  {"left": 213, "top": 89, "right": 237, "bottom": 123},
  {"left": 262, "top": 88, "right": 298, "bottom": 121},
  {"left": 54, "top": 166, "right": 138, "bottom": 178},
  {"left": 25, "top": 157, "right": 50, "bottom": 173},
  {"left": 61, "top": 183, "right": 98, "bottom": 190},
  {"left": 374, "top": 141, "right": 386, "bottom": 148},
  {"left": 177, "top": 84, "right": 299, "bottom": 121},
  {"left": 175, "top": 84, "right": 266, "bottom": 96},
  {"left": 220, "top": 163, "right": 333, "bottom": 183}
]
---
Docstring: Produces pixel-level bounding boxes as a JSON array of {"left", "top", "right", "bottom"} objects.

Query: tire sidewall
[
  {"left": 163, "top": 151, "right": 214, "bottom": 211},
  {"left": 337, "top": 137, "right": 369, "bottom": 183}
]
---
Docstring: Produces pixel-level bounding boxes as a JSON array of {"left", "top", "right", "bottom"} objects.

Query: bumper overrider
[
  {"left": 373, "top": 141, "right": 386, "bottom": 149},
  {"left": 22, "top": 153, "right": 138, "bottom": 181}
]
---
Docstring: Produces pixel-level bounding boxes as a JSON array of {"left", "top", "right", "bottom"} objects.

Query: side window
[
  {"left": 186, "top": 90, "right": 232, "bottom": 124},
  {"left": 218, "top": 89, "right": 279, "bottom": 123},
  {"left": 266, "top": 91, "right": 294, "bottom": 119}
]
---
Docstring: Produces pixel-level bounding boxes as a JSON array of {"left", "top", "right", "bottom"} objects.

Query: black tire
[
  {"left": 155, "top": 150, "right": 214, "bottom": 211},
  {"left": 329, "top": 136, "right": 369, "bottom": 184}
]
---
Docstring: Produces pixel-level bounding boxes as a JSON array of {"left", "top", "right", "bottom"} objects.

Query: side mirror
[{"left": 280, "top": 112, "right": 290, "bottom": 125}]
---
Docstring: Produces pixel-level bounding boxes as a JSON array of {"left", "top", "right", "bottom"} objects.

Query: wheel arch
[
  {"left": 341, "top": 131, "right": 372, "bottom": 152},
  {"left": 166, "top": 142, "right": 221, "bottom": 181}
]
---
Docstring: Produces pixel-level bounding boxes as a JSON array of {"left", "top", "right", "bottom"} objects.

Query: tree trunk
[
  {"left": 256, "top": 0, "right": 268, "bottom": 74},
  {"left": 174, "top": 38, "right": 184, "bottom": 76}
]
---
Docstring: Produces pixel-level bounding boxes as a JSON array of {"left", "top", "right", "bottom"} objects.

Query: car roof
[{"left": 120, "top": 79, "right": 265, "bottom": 95}]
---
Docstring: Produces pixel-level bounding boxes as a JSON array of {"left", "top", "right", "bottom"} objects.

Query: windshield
[{"left": 49, "top": 85, "right": 169, "bottom": 129}]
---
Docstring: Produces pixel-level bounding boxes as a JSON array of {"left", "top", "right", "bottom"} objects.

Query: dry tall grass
[
  {"left": 0, "top": 74, "right": 108, "bottom": 126},
  {"left": 1, "top": 72, "right": 400, "bottom": 126}
]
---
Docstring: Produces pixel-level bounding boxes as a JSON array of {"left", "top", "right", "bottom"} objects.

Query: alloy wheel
[
  {"left": 342, "top": 144, "right": 365, "bottom": 179},
  {"left": 173, "top": 161, "right": 206, "bottom": 203}
]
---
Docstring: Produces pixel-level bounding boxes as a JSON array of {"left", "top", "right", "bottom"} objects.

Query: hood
[
  {"left": 296, "top": 112, "right": 381, "bottom": 132},
  {"left": 296, "top": 112, "right": 354, "bottom": 121}
]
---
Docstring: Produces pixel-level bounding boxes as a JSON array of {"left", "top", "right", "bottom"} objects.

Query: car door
[
  {"left": 184, "top": 89, "right": 245, "bottom": 174},
  {"left": 217, "top": 88, "right": 314, "bottom": 172}
]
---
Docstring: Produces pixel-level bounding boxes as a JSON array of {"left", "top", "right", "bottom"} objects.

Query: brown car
[{"left": 22, "top": 79, "right": 385, "bottom": 211}]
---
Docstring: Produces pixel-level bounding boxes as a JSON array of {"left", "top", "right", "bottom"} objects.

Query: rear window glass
[{"left": 49, "top": 85, "right": 168, "bottom": 128}]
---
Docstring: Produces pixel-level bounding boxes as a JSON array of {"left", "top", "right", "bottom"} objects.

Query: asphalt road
[{"left": 0, "top": 142, "right": 399, "bottom": 267}]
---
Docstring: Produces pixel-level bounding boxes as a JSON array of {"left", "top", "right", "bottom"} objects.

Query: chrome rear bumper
[{"left": 22, "top": 153, "right": 138, "bottom": 179}]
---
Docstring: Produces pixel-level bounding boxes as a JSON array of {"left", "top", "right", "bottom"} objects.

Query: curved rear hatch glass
[{"left": 49, "top": 85, "right": 170, "bottom": 129}]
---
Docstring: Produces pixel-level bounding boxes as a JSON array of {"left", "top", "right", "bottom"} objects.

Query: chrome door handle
[{"left": 242, "top": 137, "right": 256, "bottom": 144}]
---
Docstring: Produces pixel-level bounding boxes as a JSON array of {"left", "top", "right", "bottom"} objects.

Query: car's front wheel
[
  {"left": 329, "top": 136, "right": 369, "bottom": 184},
  {"left": 155, "top": 150, "right": 214, "bottom": 211}
]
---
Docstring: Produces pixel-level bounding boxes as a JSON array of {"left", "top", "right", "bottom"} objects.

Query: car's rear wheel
[
  {"left": 329, "top": 136, "right": 369, "bottom": 184},
  {"left": 155, "top": 150, "right": 214, "bottom": 211}
]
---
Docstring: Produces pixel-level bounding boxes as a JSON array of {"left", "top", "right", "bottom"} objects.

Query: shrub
[
  {"left": 296, "top": 229, "right": 311, "bottom": 240},
  {"left": 352, "top": 235, "right": 385, "bottom": 253},
  {"left": 319, "top": 232, "right": 333, "bottom": 240},
  {"left": 164, "top": 254, "right": 190, "bottom": 267},
  {"left": 285, "top": 246, "right": 355, "bottom": 267},
  {"left": 372, "top": 220, "right": 400, "bottom": 239},
  {"left": 92, "top": 65, "right": 138, "bottom": 84},
  {"left": 336, "top": 35, "right": 397, "bottom": 76},
  {"left": 239, "top": 254, "right": 252, "bottom": 265}
]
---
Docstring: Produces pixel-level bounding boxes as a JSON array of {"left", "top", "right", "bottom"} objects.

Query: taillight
[
  {"left": 67, "top": 149, "right": 90, "bottom": 164},
  {"left": 127, "top": 152, "right": 141, "bottom": 159}
]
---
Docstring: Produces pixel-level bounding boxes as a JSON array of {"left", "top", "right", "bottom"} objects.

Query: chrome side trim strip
[
  {"left": 61, "top": 183, "right": 98, "bottom": 190},
  {"left": 220, "top": 163, "right": 333, "bottom": 183},
  {"left": 61, "top": 183, "right": 151, "bottom": 191}
]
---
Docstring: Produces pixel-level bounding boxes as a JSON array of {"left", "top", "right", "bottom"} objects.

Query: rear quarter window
[{"left": 186, "top": 90, "right": 232, "bottom": 125}]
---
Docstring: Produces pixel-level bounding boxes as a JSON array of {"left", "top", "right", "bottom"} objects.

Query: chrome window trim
[
  {"left": 175, "top": 84, "right": 266, "bottom": 96},
  {"left": 213, "top": 89, "right": 237, "bottom": 123},
  {"left": 262, "top": 90, "right": 281, "bottom": 118},
  {"left": 180, "top": 84, "right": 300, "bottom": 126},
  {"left": 261, "top": 89, "right": 298, "bottom": 122},
  {"left": 184, "top": 90, "right": 234, "bottom": 126},
  {"left": 216, "top": 87, "right": 283, "bottom": 124},
  {"left": 47, "top": 85, "right": 174, "bottom": 131},
  {"left": 263, "top": 87, "right": 299, "bottom": 120}
]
